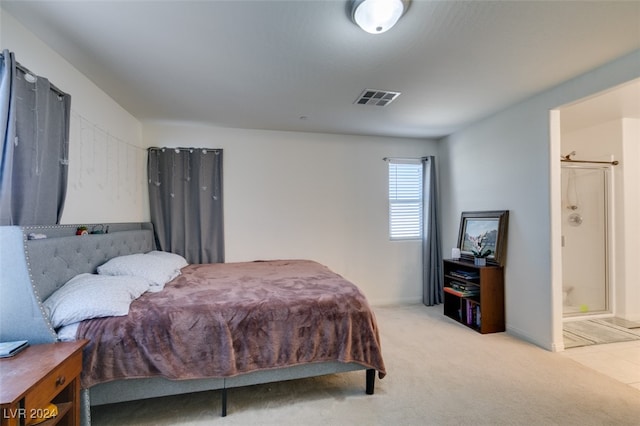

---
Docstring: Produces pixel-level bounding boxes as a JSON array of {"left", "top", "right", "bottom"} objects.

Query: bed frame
[{"left": 0, "top": 223, "right": 376, "bottom": 425}]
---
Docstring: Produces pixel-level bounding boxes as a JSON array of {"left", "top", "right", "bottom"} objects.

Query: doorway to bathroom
[
  {"left": 561, "top": 163, "right": 610, "bottom": 318},
  {"left": 551, "top": 78, "right": 640, "bottom": 352},
  {"left": 560, "top": 159, "right": 640, "bottom": 348}
]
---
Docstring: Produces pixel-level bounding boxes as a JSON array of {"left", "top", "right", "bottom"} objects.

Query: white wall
[
  {"left": 439, "top": 50, "right": 640, "bottom": 350},
  {"left": 621, "top": 118, "right": 640, "bottom": 321},
  {"left": 0, "top": 11, "right": 148, "bottom": 224},
  {"left": 143, "top": 122, "right": 437, "bottom": 305}
]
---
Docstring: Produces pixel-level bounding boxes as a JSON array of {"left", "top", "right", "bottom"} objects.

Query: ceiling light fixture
[{"left": 351, "top": 0, "right": 410, "bottom": 34}]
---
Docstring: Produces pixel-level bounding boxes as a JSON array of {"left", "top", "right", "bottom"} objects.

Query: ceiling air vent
[{"left": 354, "top": 89, "right": 400, "bottom": 107}]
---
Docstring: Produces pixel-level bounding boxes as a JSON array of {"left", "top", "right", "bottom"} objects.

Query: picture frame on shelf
[{"left": 457, "top": 210, "right": 509, "bottom": 266}]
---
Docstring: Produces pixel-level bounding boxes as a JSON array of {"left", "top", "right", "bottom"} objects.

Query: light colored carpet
[{"left": 91, "top": 304, "right": 640, "bottom": 425}]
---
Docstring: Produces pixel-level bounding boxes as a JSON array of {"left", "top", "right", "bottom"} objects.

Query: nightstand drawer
[{"left": 23, "top": 350, "right": 82, "bottom": 419}]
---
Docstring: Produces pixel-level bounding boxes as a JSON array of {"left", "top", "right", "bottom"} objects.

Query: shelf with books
[
  {"left": 443, "top": 259, "right": 504, "bottom": 334},
  {"left": 443, "top": 287, "right": 479, "bottom": 299},
  {"left": 449, "top": 270, "right": 480, "bottom": 282}
]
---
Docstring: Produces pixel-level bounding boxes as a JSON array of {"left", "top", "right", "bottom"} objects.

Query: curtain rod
[
  {"left": 561, "top": 159, "right": 619, "bottom": 166},
  {"left": 382, "top": 157, "right": 429, "bottom": 162},
  {"left": 148, "top": 147, "right": 221, "bottom": 153},
  {"left": 0, "top": 52, "right": 67, "bottom": 97},
  {"left": 16, "top": 62, "right": 67, "bottom": 97}
]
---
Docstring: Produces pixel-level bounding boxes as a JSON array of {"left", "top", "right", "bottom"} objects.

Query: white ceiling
[{"left": 2, "top": 0, "right": 639, "bottom": 139}]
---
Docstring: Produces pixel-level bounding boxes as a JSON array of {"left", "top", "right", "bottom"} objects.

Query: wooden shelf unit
[{"left": 443, "top": 259, "right": 505, "bottom": 334}]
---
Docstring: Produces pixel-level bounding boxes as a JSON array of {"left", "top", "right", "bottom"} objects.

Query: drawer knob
[{"left": 56, "top": 375, "right": 66, "bottom": 386}]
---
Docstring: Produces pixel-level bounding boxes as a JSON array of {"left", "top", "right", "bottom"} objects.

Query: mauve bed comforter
[{"left": 77, "top": 259, "right": 386, "bottom": 388}]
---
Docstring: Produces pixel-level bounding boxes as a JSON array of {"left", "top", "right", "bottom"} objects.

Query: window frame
[{"left": 387, "top": 159, "right": 423, "bottom": 241}]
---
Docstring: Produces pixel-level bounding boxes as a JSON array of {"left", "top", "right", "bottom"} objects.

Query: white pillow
[
  {"left": 57, "top": 322, "right": 80, "bottom": 342},
  {"left": 43, "top": 273, "right": 150, "bottom": 329},
  {"left": 97, "top": 253, "right": 180, "bottom": 291},
  {"left": 146, "top": 250, "right": 188, "bottom": 270}
]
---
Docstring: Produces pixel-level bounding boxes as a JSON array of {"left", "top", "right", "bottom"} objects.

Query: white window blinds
[{"left": 388, "top": 160, "right": 423, "bottom": 240}]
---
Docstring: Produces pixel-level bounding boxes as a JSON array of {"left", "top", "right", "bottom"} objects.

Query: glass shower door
[{"left": 561, "top": 166, "right": 609, "bottom": 317}]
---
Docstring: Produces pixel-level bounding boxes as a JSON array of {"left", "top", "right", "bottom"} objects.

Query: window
[{"left": 388, "top": 160, "right": 423, "bottom": 240}]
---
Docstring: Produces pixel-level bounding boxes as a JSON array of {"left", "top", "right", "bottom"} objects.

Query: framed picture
[{"left": 457, "top": 210, "right": 509, "bottom": 266}]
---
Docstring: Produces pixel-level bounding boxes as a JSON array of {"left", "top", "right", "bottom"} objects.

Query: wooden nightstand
[{"left": 0, "top": 340, "right": 88, "bottom": 426}]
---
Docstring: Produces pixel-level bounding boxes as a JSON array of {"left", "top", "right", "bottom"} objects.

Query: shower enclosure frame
[{"left": 561, "top": 161, "right": 615, "bottom": 320}]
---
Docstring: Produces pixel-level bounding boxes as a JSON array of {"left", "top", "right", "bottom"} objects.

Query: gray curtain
[
  {"left": 0, "top": 50, "right": 71, "bottom": 225},
  {"left": 422, "top": 156, "right": 443, "bottom": 305},
  {"left": 147, "top": 147, "right": 224, "bottom": 264}
]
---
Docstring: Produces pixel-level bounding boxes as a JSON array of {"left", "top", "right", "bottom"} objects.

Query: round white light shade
[{"left": 352, "top": 0, "right": 405, "bottom": 34}]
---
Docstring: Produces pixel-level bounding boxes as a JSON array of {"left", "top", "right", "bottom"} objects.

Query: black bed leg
[
  {"left": 221, "top": 387, "right": 227, "bottom": 417},
  {"left": 365, "top": 369, "right": 375, "bottom": 395}
]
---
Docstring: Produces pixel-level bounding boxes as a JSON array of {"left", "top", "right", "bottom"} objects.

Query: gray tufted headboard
[
  {"left": 25, "top": 227, "right": 155, "bottom": 301},
  {"left": 0, "top": 223, "right": 155, "bottom": 344}
]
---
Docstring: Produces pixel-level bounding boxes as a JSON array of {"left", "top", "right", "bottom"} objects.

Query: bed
[{"left": 0, "top": 223, "right": 386, "bottom": 425}]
